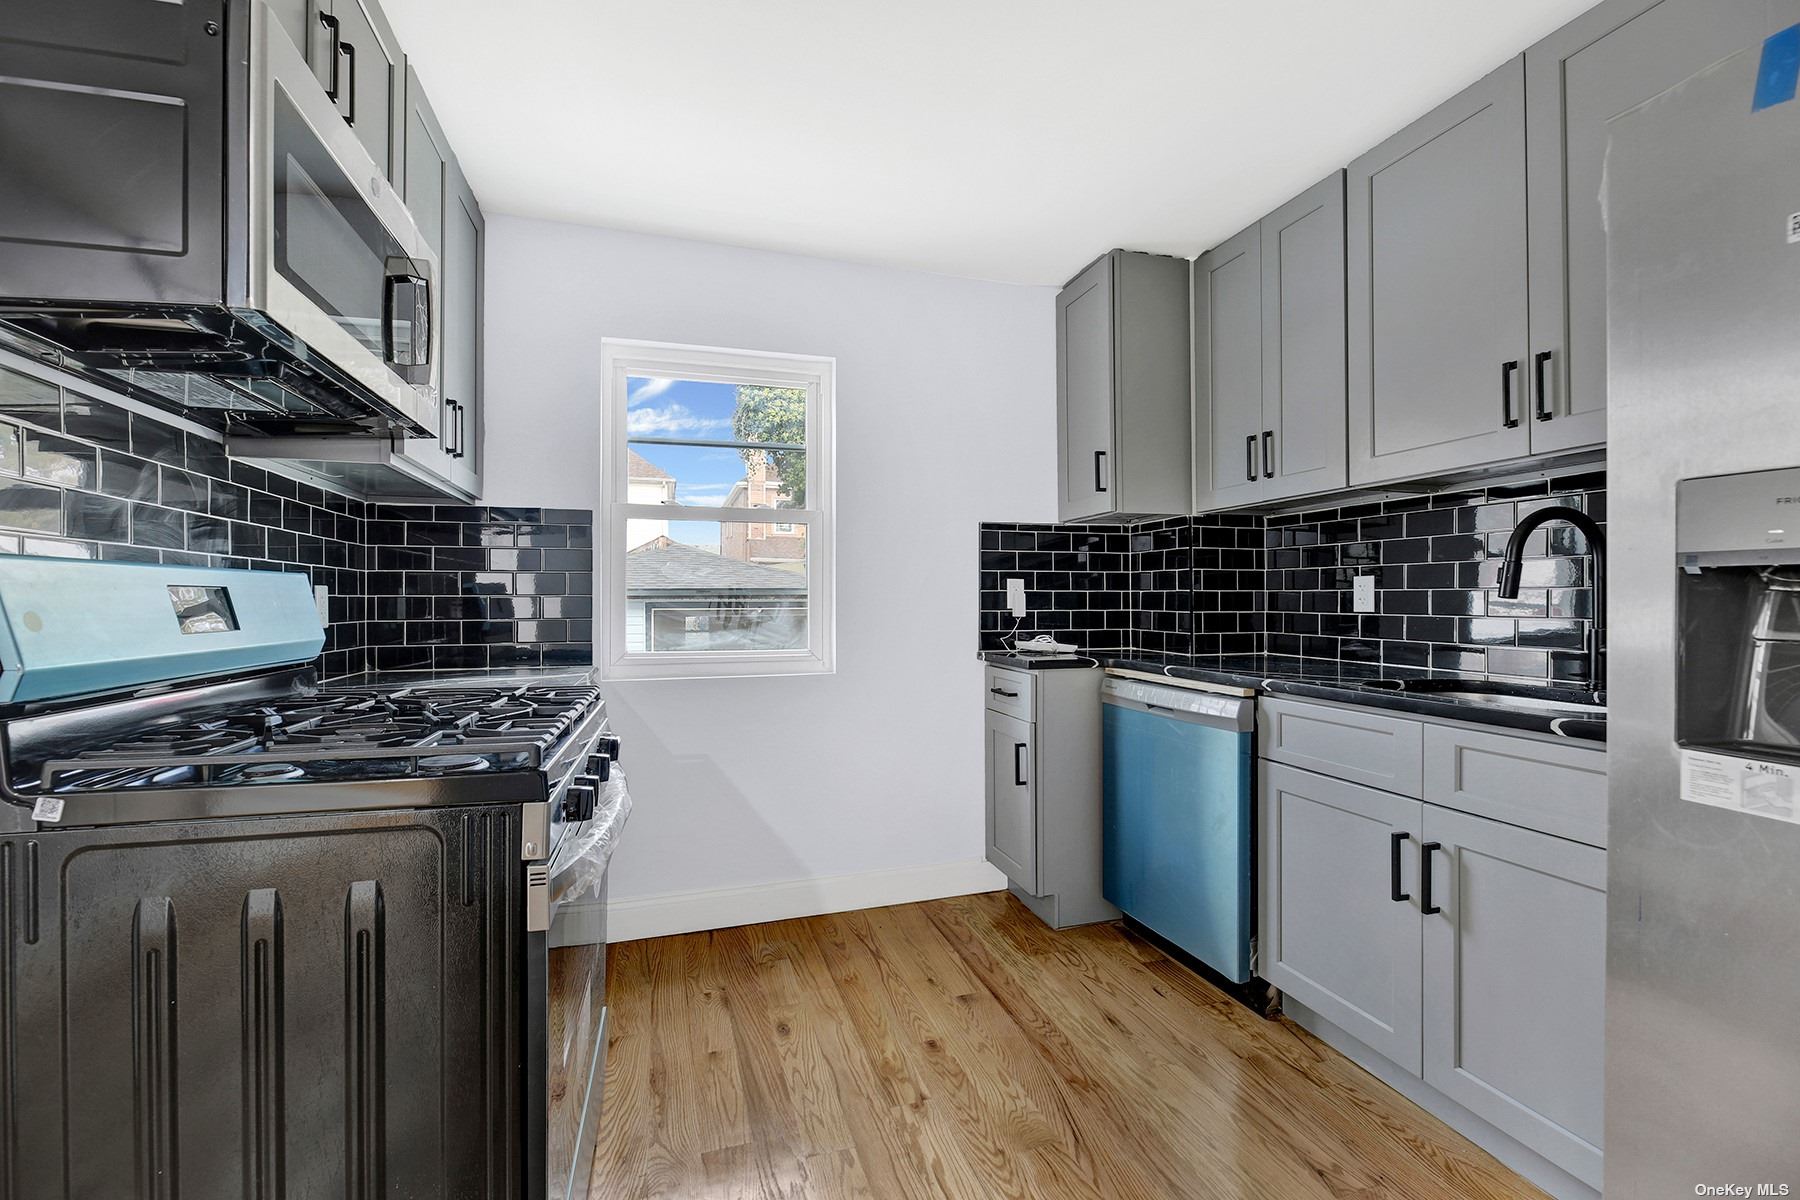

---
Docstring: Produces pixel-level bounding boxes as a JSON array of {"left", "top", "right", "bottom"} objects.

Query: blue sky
[{"left": 628, "top": 376, "right": 750, "bottom": 547}]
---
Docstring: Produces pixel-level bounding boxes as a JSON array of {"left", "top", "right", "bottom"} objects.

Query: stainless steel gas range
[{"left": 0, "top": 556, "right": 628, "bottom": 1199}]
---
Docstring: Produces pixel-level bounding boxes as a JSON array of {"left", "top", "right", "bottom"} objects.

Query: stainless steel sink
[
  {"left": 1359, "top": 678, "right": 1606, "bottom": 716},
  {"left": 1408, "top": 690, "right": 1607, "bottom": 715}
]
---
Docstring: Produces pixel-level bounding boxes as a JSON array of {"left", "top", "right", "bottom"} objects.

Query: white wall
[{"left": 483, "top": 217, "right": 1059, "bottom": 937}]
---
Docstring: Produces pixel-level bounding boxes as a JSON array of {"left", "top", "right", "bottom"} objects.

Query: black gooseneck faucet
[{"left": 1495, "top": 504, "right": 1606, "bottom": 694}]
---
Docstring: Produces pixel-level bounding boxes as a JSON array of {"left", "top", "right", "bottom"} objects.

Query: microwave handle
[{"left": 382, "top": 267, "right": 432, "bottom": 371}]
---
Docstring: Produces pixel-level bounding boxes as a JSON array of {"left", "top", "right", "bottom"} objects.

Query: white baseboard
[{"left": 606, "top": 858, "right": 1008, "bottom": 942}]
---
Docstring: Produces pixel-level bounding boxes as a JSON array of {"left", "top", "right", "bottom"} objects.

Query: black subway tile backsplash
[
  {"left": 981, "top": 470, "right": 1604, "bottom": 686},
  {"left": 363, "top": 505, "right": 594, "bottom": 668}
]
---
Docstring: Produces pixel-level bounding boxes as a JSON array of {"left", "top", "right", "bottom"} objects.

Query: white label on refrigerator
[{"left": 1681, "top": 748, "right": 1800, "bottom": 823}]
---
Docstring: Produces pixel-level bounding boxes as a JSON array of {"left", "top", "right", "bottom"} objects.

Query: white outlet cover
[
  {"left": 1352, "top": 574, "right": 1376, "bottom": 614},
  {"left": 314, "top": 584, "right": 330, "bottom": 626},
  {"left": 1004, "top": 577, "right": 1027, "bottom": 618}
]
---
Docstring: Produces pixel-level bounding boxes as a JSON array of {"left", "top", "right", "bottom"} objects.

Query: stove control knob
[
  {"left": 563, "top": 781, "right": 597, "bottom": 823},
  {"left": 597, "top": 735, "right": 621, "bottom": 763},
  {"left": 585, "top": 752, "right": 612, "bottom": 782}
]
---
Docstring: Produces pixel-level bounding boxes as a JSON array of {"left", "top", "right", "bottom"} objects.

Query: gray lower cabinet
[
  {"left": 984, "top": 706, "right": 1038, "bottom": 890},
  {"left": 1056, "top": 251, "right": 1191, "bottom": 522},
  {"left": 1524, "top": 0, "right": 1770, "bottom": 455},
  {"left": 1194, "top": 173, "right": 1347, "bottom": 512},
  {"left": 982, "top": 666, "right": 1116, "bottom": 928},
  {"left": 1259, "top": 761, "right": 1425, "bottom": 1072},
  {"left": 1258, "top": 697, "right": 1606, "bottom": 1188},
  {"left": 1422, "top": 804, "right": 1606, "bottom": 1190},
  {"left": 1347, "top": 56, "right": 1532, "bottom": 486}
]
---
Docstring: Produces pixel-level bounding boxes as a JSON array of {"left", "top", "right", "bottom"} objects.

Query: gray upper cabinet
[
  {"left": 1056, "top": 251, "right": 1191, "bottom": 522},
  {"left": 1347, "top": 57, "right": 1532, "bottom": 487},
  {"left": 312, "top": 0, "right": 403, "bottom": 182},
  {"left": 1421, "top": 803, "right": 1607, "bottom": 1189},
  {"left": 399, "top": 65, "right": 483, "bottom": 499},
  {"left": 1524, "top": 0, "right": 1769, "bottom": 455},
  {"left": 1192, "top": 224, "right": 1264, "bottom": 510},
  {"left": 1259, "top": 173, "right": 1348, "bottom": 504},
  {"left": 1194, "top": 173, "right": 1347, "bottom": 511}
]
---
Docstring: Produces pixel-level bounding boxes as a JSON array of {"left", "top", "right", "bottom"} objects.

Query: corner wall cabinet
[{"left": 1056, "top": 251, "right": 1191, "bottom": 522}]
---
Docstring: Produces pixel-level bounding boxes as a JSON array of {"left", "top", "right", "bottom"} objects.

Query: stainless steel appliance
[
  {"left": 0, "top": 556, "right": 627, "bottom": 1198},
  {"left": 1606, "top": 32, "right": 1800, "bottom": 1195},
  {"left": 0, "top": 0, "right": 439, "bottom": 437},
  {"left": 1100, "top": 678, "right": 1255, "bottom": 984}
]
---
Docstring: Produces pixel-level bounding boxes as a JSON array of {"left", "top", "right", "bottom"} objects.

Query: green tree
[{"left": 732, "top": 386, "right": 808, "bottom": 507}]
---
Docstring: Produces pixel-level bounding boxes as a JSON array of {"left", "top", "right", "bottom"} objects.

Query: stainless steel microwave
[{"left": 0, "top": 0, "right": 438, "bottom": 436}]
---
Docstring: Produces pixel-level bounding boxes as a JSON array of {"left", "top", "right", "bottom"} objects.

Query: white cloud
[
  {"left": 626, "top": 376, "right": 675, "bottom": 401},
  {"left": 626, "top": 403, "right": 731, "bottom": 436},
  {"left": 679, "top": 489, "right": 734, "bottom": 506}
]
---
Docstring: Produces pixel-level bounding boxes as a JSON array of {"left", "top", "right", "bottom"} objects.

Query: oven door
[
  {"left": 248, "top": 5, "right": 438, "bottom": 435},
  {"left": 538, "top": 770, "right": 628, "bottom": 1200}
]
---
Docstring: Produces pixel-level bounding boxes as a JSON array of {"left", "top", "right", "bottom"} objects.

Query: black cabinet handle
[
  {"left": 1501, "top": 361, "right": 1520, "bottom": 429},
  {"left": 1534, "top": 350, "right": 1554, "bottom": 421},
  {"left": 1245, "top": 434, "right": 1257, "bottom": 483},
  {"left": 451, "top": 400, "right": 466, "bottom": 459},
  {"left": 339, "top": 39, "right": 357, "bottom": 126},
  {"left": 1012, "top": 743, "right": 1028, "bottom": 787},
  {"left": 988, "top": 687, "right": 1018, "bottom": 698},
  {"left": 1420, "top": 841, "right": 1443, "bottom": 914},
  {"left": 1093, "top": 450, "right": 1108, "bottom": 494},
  {"left": 1261, "top": 430, "right": 1274, "bottom": 479},
  {"left": 1390, "top": 831, "right": 1410, "bottom": 902},
  {"left": 317, "top": 11, "right": 342, "bottom": 102}
]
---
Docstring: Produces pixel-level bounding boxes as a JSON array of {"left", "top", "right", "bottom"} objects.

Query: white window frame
[{"left": 600, "top": 339, "right": 835, "bottom": 680}]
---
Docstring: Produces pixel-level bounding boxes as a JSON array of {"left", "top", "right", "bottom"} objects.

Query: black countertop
[{"left": 980, "top": 651, "right": 1606, "bottom": 743}]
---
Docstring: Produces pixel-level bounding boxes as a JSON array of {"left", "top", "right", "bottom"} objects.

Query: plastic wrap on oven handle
[{"left": 558, "top": 767, "right": 632, "bottom": 904}]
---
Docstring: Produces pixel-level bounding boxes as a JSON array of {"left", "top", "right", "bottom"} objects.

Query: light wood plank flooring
[{"left": 591, "top": 890, "right": 1546, "bottom": 1200}]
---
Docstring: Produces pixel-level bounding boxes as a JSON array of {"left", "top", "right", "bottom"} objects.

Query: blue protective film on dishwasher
[{"left": 1753, "top": 25, "right": 1800, "bottom": 111}]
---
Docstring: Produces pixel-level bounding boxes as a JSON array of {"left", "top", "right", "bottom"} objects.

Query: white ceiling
[{"left": 381, "top": 0, "right": 1596, "bottom": 286}]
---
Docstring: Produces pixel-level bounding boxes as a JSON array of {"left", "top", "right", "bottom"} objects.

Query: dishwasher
[{"left": 1101, "top": 675, "right": 1255, "bottom": 984}]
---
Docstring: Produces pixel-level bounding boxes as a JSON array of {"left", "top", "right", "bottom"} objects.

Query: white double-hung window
[{"left": 600, "top": 339, "right": 835, "bottom": 679}]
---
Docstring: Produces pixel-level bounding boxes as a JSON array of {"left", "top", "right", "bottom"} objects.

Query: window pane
[
  {"left": 624, "top": 520, "right": 808, "bottom": 653},
  {"left": 626, "top": 375, "right": 807, "bottom": 507}
]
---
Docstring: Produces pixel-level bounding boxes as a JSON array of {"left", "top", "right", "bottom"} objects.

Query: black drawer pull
[
  {"left": 1390, "top": 831, "right": 1410, "bottom": 902},
  {"left": 989, "top": 687, "right": 1019, "bottom": 698},
  {"left": 1420, "top": 841, "right": 1443, "bottom": 915}
]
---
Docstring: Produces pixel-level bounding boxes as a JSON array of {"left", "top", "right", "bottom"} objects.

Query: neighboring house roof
[
  {"left": 627, "top": 449, "right": 672, "bottom": 480},
  {"left": 626, "top": 538, "right": 806, "bottom": 593}
]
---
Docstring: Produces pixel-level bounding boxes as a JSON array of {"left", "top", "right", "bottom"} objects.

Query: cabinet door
[
  {"left": 327, "top": 0, "right": 402, "bottom": 181},
  {"left": 1421, "top": 805, "right": 1606, "bottom": 1190},
  {"left": 1259, "top": 762, "right": 1424, "bottom": 1072},
  {"left": 1347, "top": 57, "right": 1531, "bottom": 486},
  {"left": 1525, "top": 0, "right": 1767, "bottom": 454},
  {"left": 1192, "top": 225, "right": 1264, "bottom": 511},
  {"left": 985, "top": 708, "right": 1038, "bottom": 892},
  {"left": 1260, "top": 171, "right": 1348, "bottom": 503},
  {"left": 442, "top": 155, "right": 485, "bottom": 494},
  {"left": 1056, "top": 254, "right": 1117, "bottom": 521}
]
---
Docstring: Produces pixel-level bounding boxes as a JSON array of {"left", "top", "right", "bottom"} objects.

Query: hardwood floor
[{"left": 590, "top": 891, "right": 1546, "bottom": 1200}]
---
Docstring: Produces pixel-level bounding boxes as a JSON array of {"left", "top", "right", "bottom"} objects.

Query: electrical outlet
[
  {"left": 1352, "top": 574, "right": 1376, "bottom": 614},
  {"left": 1004, "top": 577, "right": 1027, "bottom": 618},
  {"left": 314, "top": 584, "right": 330, "bottom": 626}
]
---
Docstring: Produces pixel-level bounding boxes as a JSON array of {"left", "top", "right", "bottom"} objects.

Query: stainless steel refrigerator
[{"left": 1607, "top": 30, "right": 1800, "bottom": 1196}]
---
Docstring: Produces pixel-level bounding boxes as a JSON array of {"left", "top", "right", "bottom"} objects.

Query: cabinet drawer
[
  {"left": 1423, "top": 724, "right": 1606, "bottom": 848},
  {"left": 984, "top": 666, "right": 1033, "bottom": 720},
  {"left": 1260, "top": 697, "right": 1423, "bottom": 797}
]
